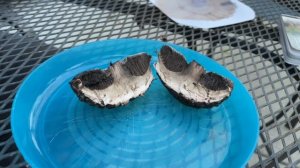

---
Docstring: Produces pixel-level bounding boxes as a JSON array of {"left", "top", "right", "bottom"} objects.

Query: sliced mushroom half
[
  {"left": 155, "top": 46, "right": 233, "bottom": 107},
  {"left": 70, "top": 53, "right": 153, "bottom": 108}
]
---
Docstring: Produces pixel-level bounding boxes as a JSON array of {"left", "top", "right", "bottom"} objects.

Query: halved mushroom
[
  {"left": 155, "top": 46, "right": 233, "bottom": 107},
  {"left": 70, "top": 53, "right": 153, "bottom": 108}
]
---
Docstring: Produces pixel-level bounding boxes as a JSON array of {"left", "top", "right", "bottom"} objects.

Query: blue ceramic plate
[{"left": 12, "top": 39, "right": 259, "bottom": 168}]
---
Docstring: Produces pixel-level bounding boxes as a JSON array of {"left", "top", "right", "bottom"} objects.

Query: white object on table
[{"left": 149, "top": 0, "right": 256, "bottom": 29}]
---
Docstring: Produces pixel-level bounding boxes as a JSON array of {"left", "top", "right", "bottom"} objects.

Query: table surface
[{"left": 1, "top": 0, "right": 300, "bottom": 167}]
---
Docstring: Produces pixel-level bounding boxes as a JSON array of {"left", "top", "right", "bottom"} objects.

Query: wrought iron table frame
[{"left": 1, "top": 0, "right": 300, "bottom": 167}]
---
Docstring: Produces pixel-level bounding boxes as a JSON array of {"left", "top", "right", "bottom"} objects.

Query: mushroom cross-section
[
  {"left": 70, "top": 53, "right": 153, "bottom": 108},
  {"left": 155, "top": 46, "right": 233, "bottom": 107}
]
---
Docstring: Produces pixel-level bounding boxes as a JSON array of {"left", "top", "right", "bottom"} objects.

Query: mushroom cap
[
  {"left": 70, "top": 53, "right": 153, "bottom": 108},
  {"left": 155, "top": 46, "right": 233, "bottom": 107}
]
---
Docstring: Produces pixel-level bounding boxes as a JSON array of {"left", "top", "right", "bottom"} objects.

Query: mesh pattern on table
[{"left": 1, "top": 0, "right": 300, "bottom": 167}]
